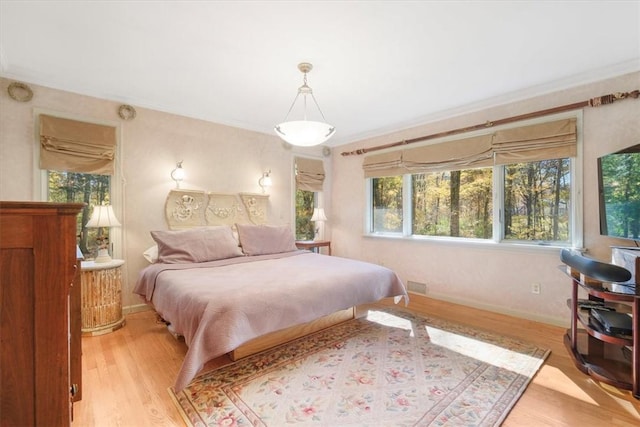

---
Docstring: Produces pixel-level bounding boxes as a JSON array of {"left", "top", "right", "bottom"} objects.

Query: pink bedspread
[{"left": 134, "top": 251, "right": 407, "bottom": 391}]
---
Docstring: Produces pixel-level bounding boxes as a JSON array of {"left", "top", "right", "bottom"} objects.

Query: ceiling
[{"left": 1, "top": 1, "right": 639, "bottom": 147}]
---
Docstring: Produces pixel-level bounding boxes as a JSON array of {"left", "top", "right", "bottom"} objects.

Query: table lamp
[
  {"left": 85, "top": 205, "right": 121, "bottom": 263},
  {"left": 310, "top": 208, "right": 327, "bottom": 241}
]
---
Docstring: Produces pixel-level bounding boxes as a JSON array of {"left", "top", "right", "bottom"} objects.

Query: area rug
[{"left": 169, "top": 309, "right": 549, "bottom": 426}]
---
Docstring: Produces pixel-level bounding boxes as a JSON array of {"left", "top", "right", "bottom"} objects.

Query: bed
[{"left": 134, "top": 190, "right": 408, "bottom": 392}]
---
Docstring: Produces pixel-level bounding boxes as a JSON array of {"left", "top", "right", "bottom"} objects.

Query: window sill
[{"left": 363, "top": 233, "right": 575, "bottom": 254}]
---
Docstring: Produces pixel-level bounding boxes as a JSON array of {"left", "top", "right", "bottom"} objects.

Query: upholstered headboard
[{"left": 164, "top": 189, "right": 269, "bottom": 230}]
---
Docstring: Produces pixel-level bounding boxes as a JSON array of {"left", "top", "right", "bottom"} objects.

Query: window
[
  {"left": 295, "top": 157, "right": 325, "bottom": 240},
  {"left": 365, "top": 114, "right": 581, "bottom": 246},
  {"left": 371, "top": 176, "right": 403, "bottom": 233},
  {"left": 412, "top": 168, "right": 493, "bottom": 238},
  {"left": 503, "top": 159, "right": 571, "bottom": 242},
  {"left": 47, "top": 171, "right": 112, "bottom": 258},
  {"left": 369, "top": 158, "right": 573, "bottom": 244},
  {"left": 296, "top": 189, "right": 315, "bottom": 240},
  {"left": 37, "top": 113, "right": 120, "bottom": 259}
]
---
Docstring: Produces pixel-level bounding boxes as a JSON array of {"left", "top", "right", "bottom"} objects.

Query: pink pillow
[
  {"left": 151, "top": 226, "right": 243, "bottom": 264},
  {"left": 236, "top": 224, "right": 298, "bottom": 256}
]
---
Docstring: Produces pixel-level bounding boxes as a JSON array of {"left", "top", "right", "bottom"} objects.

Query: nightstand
[
  {"left": 295, "top": 240, "right": 332, "bottom": 256},
  {"left": 80, "top": 259, "right": 125, "bottom": 336}
]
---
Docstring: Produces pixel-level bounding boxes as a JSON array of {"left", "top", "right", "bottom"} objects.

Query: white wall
[
  {"left": 0, "top": 78, "right": 328, "bottom": 308},
  {"left": 330, "top": 72, "right": 640, "bottom": 325}
]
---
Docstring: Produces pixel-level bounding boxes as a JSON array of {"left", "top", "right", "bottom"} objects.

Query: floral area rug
[{"left": 169, "top": 309, "right": 549, "bottom": 426}]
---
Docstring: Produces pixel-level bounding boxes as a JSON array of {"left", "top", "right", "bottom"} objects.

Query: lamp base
[{"left": 94, "top": 248, "right": 112, "bottom": 263}]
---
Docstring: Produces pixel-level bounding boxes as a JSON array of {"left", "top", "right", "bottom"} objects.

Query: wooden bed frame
[
  {"left": 162, "top": 189, "right": 361, "bottom": 361},
  {"left": 229, "top": 307, "right": 356, "bottom": 360}
]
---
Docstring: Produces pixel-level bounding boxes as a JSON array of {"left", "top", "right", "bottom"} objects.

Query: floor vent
[{"left": 407, "top": 280, "right": 427, "bottom": 295}]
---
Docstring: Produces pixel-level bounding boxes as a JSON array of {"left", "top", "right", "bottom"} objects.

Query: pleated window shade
[
  {"left": 401, "top": 134, "right": 494, "bottom": 174},
  {"left": 39, "top": 114, "right": 117, "bottom": 175},
  {"left": 295, "top": 157, "right": 325, "bottom": 192},
  {"left": 491, "top": 118, "right": 577, "bottom": 165},
  {"left": 363, "top": 118, "right": 577, "bottom": 177},
  {"left": 363, "top": 151, "right": 405, "bottom": 178}
]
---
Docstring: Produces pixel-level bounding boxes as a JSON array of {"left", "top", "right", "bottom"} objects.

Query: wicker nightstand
[{"left": 80, "top": 259, "right": 125, "bottom": 336}]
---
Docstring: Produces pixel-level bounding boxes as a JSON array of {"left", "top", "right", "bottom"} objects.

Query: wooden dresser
[{"left": 0, "top": 201, "right": 84, "bottom": 426}]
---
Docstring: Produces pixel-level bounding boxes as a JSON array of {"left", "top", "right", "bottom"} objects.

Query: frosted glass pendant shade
[{"left": 275, "top": 121, "right": 336, "bottom": 147}]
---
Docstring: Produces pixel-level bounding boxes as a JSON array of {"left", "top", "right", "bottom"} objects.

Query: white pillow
[{"left": 143, "top": 245, "right": 158, "bottom": 263}]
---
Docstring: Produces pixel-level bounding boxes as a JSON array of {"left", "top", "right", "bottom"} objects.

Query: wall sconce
[
  {"left": 310, "top": 207, "right": 328, "bottom": 240},
  {"left": 259, "top": 170, "right": 272, "bottom": 193},
  {"left": 85, "top": 205, "right": 121, "bottom": 263},
  {"left": 171, "top": 161, "right": 185, "bottom": 188}
]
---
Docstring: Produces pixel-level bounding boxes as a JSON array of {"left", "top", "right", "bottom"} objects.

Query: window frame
[
  {"left": 364, "top": 111, "right": 583, "bottom": 249},
  {"left": 33, "top": 109, "right": 123, "bottom": 259},
  {"left": 293, "top": 154, "right": 326, "bottom": 240}
]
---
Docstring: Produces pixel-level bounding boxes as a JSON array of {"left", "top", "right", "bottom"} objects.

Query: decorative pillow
[
  {"left": 236, "top": 223, "right": 298, "bottom": 256},
  {"left": 150, "top": 226, "right": 243, "bottom": 264},
  {"left": 143, "top": 245, "right": 158, "bottom": 263}
]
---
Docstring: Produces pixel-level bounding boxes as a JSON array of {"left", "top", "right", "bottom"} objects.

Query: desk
[{"left": 296, "top": 240, "right": 331, "bottom": 256}]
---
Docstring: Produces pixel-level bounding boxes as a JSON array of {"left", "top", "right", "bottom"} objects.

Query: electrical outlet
[{"left": 531, "top": 283, "right": 541, "bottom": 294}]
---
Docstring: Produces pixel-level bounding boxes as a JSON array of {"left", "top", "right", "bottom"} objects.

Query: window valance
[
  {"left": 39, "top": 114, "right": 117, "bottom": 175},
  {"left": 363, "top": 117, "right": 577, "bottom": 177},
  {"left": 295, "top": 157, "right": 325, "bottom": 192}
]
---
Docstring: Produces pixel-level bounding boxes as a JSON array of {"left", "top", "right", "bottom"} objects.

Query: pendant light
[{"left": 274, "top": 62, "right": 335, "bottom": 147}]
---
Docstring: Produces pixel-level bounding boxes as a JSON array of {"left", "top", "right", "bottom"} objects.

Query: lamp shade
[
  {"left": 86, "top": 205, "right": 121, "bottom": 228},
  {"left": 275, "top": 121, "right": 336, "bottom": 147},
  {"left": 310, "top": 208, "right": 328, "bottom": 222}
]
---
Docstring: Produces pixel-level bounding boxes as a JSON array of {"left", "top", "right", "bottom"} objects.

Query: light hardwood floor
[{"left": 73, "top": 296, "right": 640, "bottom": 426}]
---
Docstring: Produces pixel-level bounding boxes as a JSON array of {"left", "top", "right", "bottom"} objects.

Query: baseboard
[
  {"left": 123, "top": 303, "right": 152, "bottom": 315},
  {"left": 407, "top": 291, "right": 568, "bottom": 328},
  {"left": 373, "top": 292, "right": 568, "bottom": 328}
]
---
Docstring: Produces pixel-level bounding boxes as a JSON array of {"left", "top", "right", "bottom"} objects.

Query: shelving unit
[{"left": 560, "top": 249, "right": 639, "bottom": 398}]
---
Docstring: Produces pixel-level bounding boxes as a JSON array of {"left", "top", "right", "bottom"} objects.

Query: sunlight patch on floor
[
  {"left": 366, "top": 310, "right": 414, "bottom": 331},
  {"left": 535, "top": 365, "right": 598, "bottom": 404},
  {"left": 534, "top": 367, "right": 640, "bottom": 420},
  {"left": 366, "top": 310, "right": 546, "bottom": 376},
  {"left": 593, "top": 382, "right": 640, "bottom": 419},
  {"left": 424, "top": 325, "right": 543, "bottom": 375}
]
